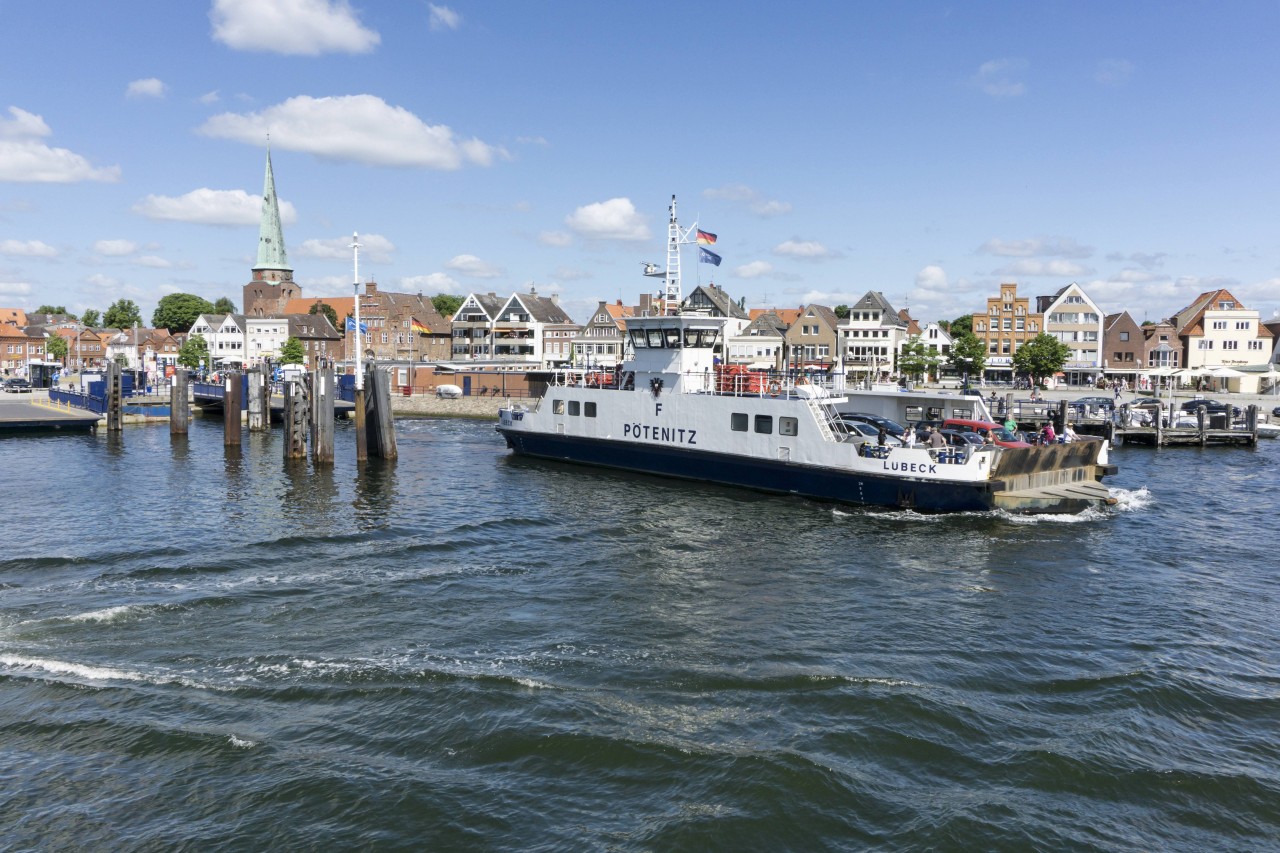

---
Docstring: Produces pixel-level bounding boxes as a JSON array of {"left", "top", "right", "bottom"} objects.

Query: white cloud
[
  {"left": 538, "top": 231, "right": 571, "bottom": 247},
  {"left": 199, "top": 95, "right": 506, "bottom": 169},
  {"left": 86, "top": 273, "right": 121, "bottom": 289},
  {"left": 137, "top": 255, "right": 173, "bottom": 268},
  {"left": 210, "top": 0, "right": 380, "bottom": 55},
  {"left": 565, "top": 198, "right": 650, "bottom": 241},
  {"left": 297, "top": 233, "right": 394, "bottom": 263},
  {"left": 734, "top": 260, "right": 774, "bottom": 279},
  {"left": 993, "top": 259, "right": 1092, "bottom": 277},
  {"left": 126, "top": 78, "right": 166, "bottom": 99},
  {"left": 428, "top": 3, "right": 461, "bottom": 31},
  {"left": 0, "top": 239, "right": 57, "bottom": 258},
  {"left": 94, "top": 239, "right": 137, "bottom": 257},
  {"left": 915, "top": 264, "right": 949, "bottom": 292},
  {"left": 774, "top": 239, "right": 833, "bottom": 260},
  {"left": 199, "top": 90, "right": 221, "bottom": 104},
  {"left": 1095, "top": 59, "right": 1134, "bottom": 87},
  {"left": 703, "top": 184, "right": 792, "bottom": 217},
  {"left": 979, "top": 236, "right": 1093, "bottom": 259},
  {"left": 0, "top": 107, "right": 121, "bottom": 183},
  {"left": 0, "top": 281, "right": 32, "bottom": 296},
  {"left": 973, "top": 58, "right": 1027, "bottom": 97},
  {"left": 550, "top": 265, "right": 590, "bottom": 282},
  {"left": 1112, "top": 268, "right": 1158, "bottom": 283},
  {"left": 399, "top": 272, "right": 460, "bottom": 293},
  {"left": 516, "top": 135, "right": 549, "bottom": 147},
  {"left": 445, "top": 254, "right": 505, "bottom": 278},
  {"left": 132, "top": 188, "right": 298, "bottom": 225}
]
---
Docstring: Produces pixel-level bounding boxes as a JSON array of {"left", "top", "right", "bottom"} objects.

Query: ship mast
[{"left": 663, "top": 195, "right": 682, "bottom": 313}]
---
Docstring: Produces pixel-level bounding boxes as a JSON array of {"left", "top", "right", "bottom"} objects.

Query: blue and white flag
[
  {"left": 345, "top": 316, "right": 368, "bottom": 333},
  {"left": 699, "top": 246, "right": 722, "bottom": 266}
]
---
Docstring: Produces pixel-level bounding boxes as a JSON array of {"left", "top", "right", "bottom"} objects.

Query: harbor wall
[{"left": 391, "top": 394, "right": 536, "bottom": 420}]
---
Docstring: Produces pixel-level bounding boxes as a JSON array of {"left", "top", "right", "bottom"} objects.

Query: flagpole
[{"left": 351, "top": 232, "right": 367, "bottom": 462}]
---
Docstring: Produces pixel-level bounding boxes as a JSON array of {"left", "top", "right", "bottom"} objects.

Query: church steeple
[{"left": 255, "top": 144, "right": 293, "bottom": 276}]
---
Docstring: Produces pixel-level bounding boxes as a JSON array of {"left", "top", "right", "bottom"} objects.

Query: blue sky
[{"left": 2, "top": 0, "right": 1278, "bottom": 329}]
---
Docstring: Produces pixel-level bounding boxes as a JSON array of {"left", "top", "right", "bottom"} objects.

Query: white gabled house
[{"left": 189, "top": 313, "right": 247, "bottom": 367}]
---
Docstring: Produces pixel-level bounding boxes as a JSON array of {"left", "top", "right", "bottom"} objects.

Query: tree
[
  {"left": 46, "top": 334, "right": 68, "bottom": 362},
  {"left": 947, "top": 332, "right": 987, "bottom": 384},
  {"left": 212, "top": 296, "right": 237, "bottom": 314},
  {"left": 309, "top": 301, "right": 338, "bottom": 329},
  {"left": 178, "top": 334, "right": 209, "bottom": 369},
  {"left": 80, "top": 308, "right": 100, "bottom": 327},
  {"left": 431, "top": 293, "right": 464, "bottom": 319},
  {"left": 152, "top": 293, "right": 214, "bottom": 333},
  {"left": 949, "top": 313, "right": 973, "bottom": 337},
  {"left": 103, "top": 298, "right": 142, "bottom": 329},
  {"left": 35, "top": 304, "right": 75, "bottom": 319},
  {"left": 834, "top": 304, "right": 850, "bottom": 319},
  {"left": 1012, "top": 333, "right": 1071, "bottom": 387},
  {"left": 279, "top": 336, "right": 305, "bottom": 364},
  {"left": 896, "top": 335, "right": 940, "bottom": 382}
]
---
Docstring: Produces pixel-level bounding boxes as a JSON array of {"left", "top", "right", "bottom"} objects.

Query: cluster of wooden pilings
[{"left": 104, "top": 360, "right": 396, "bottom": 463}]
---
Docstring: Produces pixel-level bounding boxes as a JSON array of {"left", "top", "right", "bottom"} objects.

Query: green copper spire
[{"left": 255, "top": 145, "right": 292, "bottom": 273}]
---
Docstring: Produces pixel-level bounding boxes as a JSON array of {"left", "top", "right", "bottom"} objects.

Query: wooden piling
[
  {"left": 170, "top": 368, "right": 189, "bottom": 435},
  {"left": 312, "top": 363, "right": 335, "bottom": 466},
  {"left": 354, "top": 386, "right": 368, "bottom": 463},
  {"left": 283, "top": 381, "right": 308, "bottom": 459},
  {"left": 223, "top": 371, "right": 242, "bottom": 446},
  {"left": 106, "top": 361, "right": 122, "bottom": 432},
  {"left": 247, "top": 368, "right": 267, "bottom": 432},
  {"left": 365, "top": 363, "right": 398, "bottom": 460}
]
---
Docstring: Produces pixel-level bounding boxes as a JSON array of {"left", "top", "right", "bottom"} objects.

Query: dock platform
[{"left": 0, "top": 397, "right": 99, "bottom": 433}]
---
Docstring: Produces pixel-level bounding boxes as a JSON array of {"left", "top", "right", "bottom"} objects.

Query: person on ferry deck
[
  {"left": 1040, "top": 423, "right": 1057, "bottom": 444},
  {"left": 927, "top": 427, "right": 946, "bottom": 448}
]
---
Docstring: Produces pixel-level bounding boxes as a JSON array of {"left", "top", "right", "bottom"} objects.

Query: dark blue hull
[{"left": 498, "top": 428, "right": 999, "bottom": 513}]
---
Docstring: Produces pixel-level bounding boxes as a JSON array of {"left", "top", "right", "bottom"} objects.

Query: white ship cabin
[{"left": 624, "top": 313, "right": 725, "bottom": 395}]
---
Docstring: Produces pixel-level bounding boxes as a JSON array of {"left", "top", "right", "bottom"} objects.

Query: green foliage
[
  {"left": 279, "top": 336, "right": 306, "bottom": 365},
  {"left": 178, "top": 334, "right": 209, "bottom": 369},
  {"left": 152, "top": 293, "right": 215, "bottom": 333},
  {"left": 949, "top": 313, "right": 973, "bottom": 337},
  {"left": 431, "top": 293, "right": 464, "bottom": 319},
  {"left": 35, "top": 304, "right": 75, "bottom": 319},
  {"left": 80, "top": 308, "right": 100, "bottom": 327},
  {"left": 1012, "top": 334, "right": 1072, "bottom": 385},
  {"left": 896, "top": 335, "right": 941, "bottom": 381},
  {"left": 833, "top": 304, "right": 850, "bottom": 319},
  {"left": 309, "top": 301, "right": 338, "bottom": 329},
  {"left": 212, "top": 296, "right": 237, "bottom": 314},
  {"left": 103, "top": 299, "right": 142, "bottom": 330},
  {"left": 947, "top": 332, "right": 987, "bottom": 377},
  {"left": 46, "top": 334, "right": 68, "bottom": 360}
]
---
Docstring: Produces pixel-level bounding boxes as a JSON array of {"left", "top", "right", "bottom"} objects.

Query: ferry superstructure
[{"left": 497, "top": 199, "right": 1116, "bottom": 514}]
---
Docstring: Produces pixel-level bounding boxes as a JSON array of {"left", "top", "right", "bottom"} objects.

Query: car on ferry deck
[
  {"left": 837, "top": 412, "right": 908, "bottom": 440},
  {"left": 941, "top": 418, "right": 1033, "bottom": 448}
]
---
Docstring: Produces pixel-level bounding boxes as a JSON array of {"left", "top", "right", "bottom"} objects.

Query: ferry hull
[{"left": 498, "top": 427, "right": 1001, "bottom": 513}]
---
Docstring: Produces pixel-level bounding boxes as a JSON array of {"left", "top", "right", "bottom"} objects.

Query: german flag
[
  {"left": 411, "top": 318, "right": 430, "bottom": 334},
  {"left": 696, "top": 229, "right": 717, "bottom": 245}
]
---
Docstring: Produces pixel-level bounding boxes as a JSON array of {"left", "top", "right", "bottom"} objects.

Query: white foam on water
[
  {"left": 228, "top": 734, "right": 257, "bottom": 749},
  {"left": 66, "top": 604, "right": 144, "bottom": 623},
  {"left": 0, "top": 654, "right": 147, "bottom": 683}
]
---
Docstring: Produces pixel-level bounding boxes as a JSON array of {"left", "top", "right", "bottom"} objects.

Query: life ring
[{"left": 768, "top": 381, "right": 781, "bottom": 396}]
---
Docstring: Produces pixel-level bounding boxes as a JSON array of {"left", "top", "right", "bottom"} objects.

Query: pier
[{"left": 0, "top": 397, "right": 100, "bottom": 432}]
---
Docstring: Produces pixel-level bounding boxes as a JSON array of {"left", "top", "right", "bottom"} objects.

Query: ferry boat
[{"left": 497, "top": 199, "right": 1117, "bottom": 514}]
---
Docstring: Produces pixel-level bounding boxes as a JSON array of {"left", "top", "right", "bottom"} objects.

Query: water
[{"left": 2, "top": 419, "right": 1278, "bottom": 851}]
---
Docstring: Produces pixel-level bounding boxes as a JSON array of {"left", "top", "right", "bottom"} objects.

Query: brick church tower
[{"left": 242, "top": 146, "right": 300, "bottom": 317}]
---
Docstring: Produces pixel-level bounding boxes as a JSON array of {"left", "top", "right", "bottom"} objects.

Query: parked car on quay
[
  {"left": 1179, "top": 399, "right": 1242, "bottom": 418},
  {"left": 1071, "top": 396, "right": 1114, "bottom": 412},
  {"left": 3, "top": 377, "right": 32, "bottom": 393}
]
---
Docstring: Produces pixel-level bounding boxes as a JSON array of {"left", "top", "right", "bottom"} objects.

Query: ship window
[
  {"left": 779, "top": 417, "right": 798, "bottom": 436},
  {"left": 754, "top": 415, "right": 773, "bottom": 434},
  {"left": 568, "top": 400, "right": 580, "bottom": 416},
  {"left": 630, "top": 329, "right": 648, "bottom": 348},
  {"left": 904, "top": 406, "right": 923, "bottom": 422},
  {"left": 553, "top": 399, "right": 565, "bottom": 414},
  {"left": 664, "top": 328, "right": 682, "bottom": 347},
  {"left": 731, "top": 412, "right": 748, "bottom": 431},
  {"left": 647, "top": 329, "right": 665, "bottom": 348},
  {"left": 584, "top": 402, "right": 596, "bottom": 418}
]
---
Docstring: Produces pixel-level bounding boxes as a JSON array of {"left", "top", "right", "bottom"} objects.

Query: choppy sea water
[{"left": 2, "top": 418, "right": 1278, "bottom": 851}]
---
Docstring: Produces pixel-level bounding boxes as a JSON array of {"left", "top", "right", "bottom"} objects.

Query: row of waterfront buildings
[{"left": 4, "top": 151, "right": 1278, "bottom": 393}]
